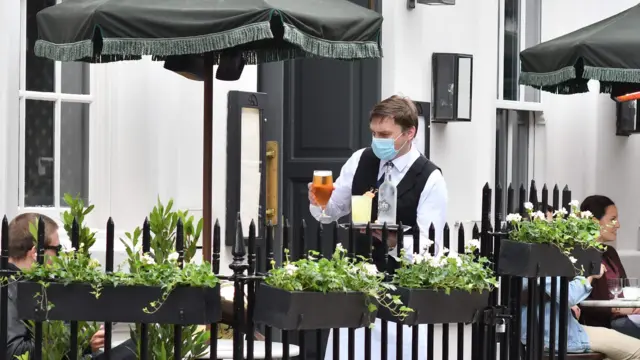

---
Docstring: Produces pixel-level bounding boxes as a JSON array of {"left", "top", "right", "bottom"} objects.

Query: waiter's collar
[{"left": 381, "top": 145, "right": 419, "bottom": 173}]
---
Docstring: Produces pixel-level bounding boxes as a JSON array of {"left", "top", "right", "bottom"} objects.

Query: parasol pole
[{"left": 203, "top": 53, "right": 214, "bottom": 264}]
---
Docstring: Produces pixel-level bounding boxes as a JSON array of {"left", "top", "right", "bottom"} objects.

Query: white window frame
[
  {"left": 1, "top": 0, "right": 113, "bottom": 230},
  {"left": 496, "top": 0, "right": 544, "bottom": 111}
]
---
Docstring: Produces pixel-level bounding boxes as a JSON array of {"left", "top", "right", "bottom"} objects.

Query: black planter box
[
  {"left": 376, "top": 287, "right": 489, "bottom": 325},
  {"left": 17, "top": 282, "right": 221, "bottom": 325},
  {"left": 498, "top": 240, "right": 603, "bottom": 277},
  {"left": 253, "top": 283, "right": 375, "bottom": 330}
]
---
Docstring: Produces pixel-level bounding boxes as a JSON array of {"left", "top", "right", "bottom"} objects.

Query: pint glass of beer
[{"left": 312, "top": 170, "right": 333, "bottom": 222}]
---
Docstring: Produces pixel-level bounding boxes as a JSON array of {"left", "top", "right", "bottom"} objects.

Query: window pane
[
  {"left": 25, "top": 0, "right": 56, "bottom": 92},
  {"left": 61, "top": 62, "right": 90, "bottom": 95},
  {"left": 524, "top": 0, "right": 541, "bottom": 103},
  {"left": 60, "top": 103, "right": 90, "bottom": 205},
  {"left": 503, "top": 0, "right": 520, "bottom": 101},
  {"left": 24, "top": 99, "right": 55, "bottom": 207}
]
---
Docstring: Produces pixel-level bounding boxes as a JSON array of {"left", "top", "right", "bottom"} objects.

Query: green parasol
[{"left": 34, "top": 0, "right": 383, "bottom": 260}]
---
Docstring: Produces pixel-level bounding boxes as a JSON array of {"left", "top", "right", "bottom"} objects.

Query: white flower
[
  {"left": 506, "top": 213, "right": 522, "bottom": 222},
  {"left": 569, "top": 200, "right": 580, "bottom": 208},
  {"left": 569, "top": 213, "right": 578, "bottom": 219},
  {"left": 362, "top": 263, "right": 378, "bottom": 276},
  {"left": 168, "top": 252, "right": 180, "bottom": 262},
  {"left": 554, "top": 208, "right": 568, "bottom": 217},
  {"left": 412, "top": 253, "right": 424, "bottom": 264},
  {"left": 423, "top": 239, "right": 434, "bottom": 250},
  {"left": 532, "top": 211, "right": 546, "bottom": 221},
  {"left": 580, "top": 211, "right": 593, "bottom": 219},
  {"left": 141, "top": 253, "right": 155, "bottom": 265},
  {"left": 524, "top": 202, "right": 534, "bottom": 210},
  {"left": 468, "top": 239, "right": 481, "bottom": 249},
  {"left": 447, "top": 250, "right": 463, "bottom": 266},
  {"left": 569, "top": 256, "right": 577, "bottom": 264},
  {"left": 89, "top": 258, "right": 101, "bottom": 267},
  {"left": 284, "top": 264, "right": 298, "bottom": 275},
  {"left": 335, "top": 243, "right": 346, "bottom": 252},
  {"left": 62, "top": 247, "right": 76, "bottom": 253}
]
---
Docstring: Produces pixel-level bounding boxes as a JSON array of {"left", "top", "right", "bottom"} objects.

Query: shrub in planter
[
  {"left": 499, "top": 200, "right": 605, "bottom": 277},
  {"left": 378, "top": 240, "right": 497, "bottom": 325},
  {"left": 17, "top": 248, "right": 221, "bottom": 324},
  {"left": 254, "top": 245, "right": 411, "bottom": 330}
]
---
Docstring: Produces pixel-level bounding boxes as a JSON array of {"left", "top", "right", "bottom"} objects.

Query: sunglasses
[{"left": 43, "top": 244, "right": 62, "bottom": 254}]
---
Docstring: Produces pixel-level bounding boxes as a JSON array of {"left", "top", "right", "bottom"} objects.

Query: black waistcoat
[{"left": 351, "top": 148, "right": 441, "bottom": 272}]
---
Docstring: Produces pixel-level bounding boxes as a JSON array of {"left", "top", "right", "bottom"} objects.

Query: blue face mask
[{"left": 371, "top": 133, "right": 407, "bottom": 161}]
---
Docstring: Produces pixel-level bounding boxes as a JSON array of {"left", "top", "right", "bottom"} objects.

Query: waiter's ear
[{"left": 405, "top": 126, "right": 416, "bottom": 140}]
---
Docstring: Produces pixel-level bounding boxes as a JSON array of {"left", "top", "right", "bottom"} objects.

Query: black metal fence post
[
  {"left": 230, "top": 216, "right": 249, "bottom": 360},
  {"left": 0, "top": 217, "right": 10, "bottom": 359}
]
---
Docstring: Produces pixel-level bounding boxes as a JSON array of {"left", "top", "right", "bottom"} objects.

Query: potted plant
[
  {"left": 254, "top": 244, "right": 411, "bottom": 330},
  {"left": 498, "top": 200, "right": 604, "bottom": 277},
  {"left": 16, "top": 199, "right": 221, "bottom": 326},
  {"left": 377, "top": 239, "right": 497, "bottom": 325}
]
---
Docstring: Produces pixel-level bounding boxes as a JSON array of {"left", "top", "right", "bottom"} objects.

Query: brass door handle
[{"left": 265, "top": 141, "right": 278, "bottom": 225}]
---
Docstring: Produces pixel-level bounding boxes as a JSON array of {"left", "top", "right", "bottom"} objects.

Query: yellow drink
[{"left": 351, "top": 195, "right": 373, "bottom": 224}]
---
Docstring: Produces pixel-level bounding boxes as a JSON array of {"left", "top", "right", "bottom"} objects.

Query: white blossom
[
  {"left": 362, "top": 263, "right": 379, "bottom": 276},
  {"left": 506, "top": 213, "right": 522, "bottom": 222},
  {"left": 62, "top": 247, "right": 76, "bottom": 253},
  {"left": 569, "top": 213, "right": 578, "bottom": 219},
  {"left": 554, "top": 208, "right": 568, "bottom": 217},
  {"left": 447, "top": 250, "right": 463, "bottom": 266},
  {"left": 168, "top": 252, "right": 180, "bottom": 262},
  {"left": 336, "top": 243, "right": 346, "bottom": 252},
  {"left": 413, "top": 253, "right": 425, "bottom": 264},
  {"left": 580, "top": 211, "right": 593, "bottom": 219},
  {"left": 141, "top": 253, "right": 155, "bottom": 265},
  {"left": 532, "top": 211, "right": 546, "bottom": 221},
  {"left": 524, "top": 202, "right": 534, "bottom": 210},
  {"left": 569, "top": 256, "right": 577, "bottom": 264},
  {"left": 284, "top": 264, "right": 298, "bottom": 275},
  {"left": 569, "top": 200, "right": 580, "bottom": 208},
  {"left": 468, "top": 239, "right": 481, "bottom": 249},
  {"left": 423, "top": 239, "right": 434, "bottom": 250},
  {"left": 441, "top": 247, "right": 449, "bottom": 255}
]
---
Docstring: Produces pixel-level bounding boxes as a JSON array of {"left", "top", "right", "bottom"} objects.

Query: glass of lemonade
[{"left": 351, "top": 195, "right": 373, "bottom": 224}]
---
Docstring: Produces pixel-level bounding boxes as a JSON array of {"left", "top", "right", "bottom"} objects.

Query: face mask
[{"left": 371, "top": 133, "right": 407, "bottom": 161}]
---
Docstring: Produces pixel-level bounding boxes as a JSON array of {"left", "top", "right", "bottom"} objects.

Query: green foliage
[
  {"left": 120, "top": 197, "right": 211, "bottom": 360},
  {"left": 265, "top": 245, "right": 412, "bottom": 322},
  {"left": 392, "top": 240, "right": 498, "bottom": 293},
  {"left": 507, "top": 201, "right": 605, "bottom": 257},
  {"left": 62, "top": 193, "right": 97, "bottom": 255}
]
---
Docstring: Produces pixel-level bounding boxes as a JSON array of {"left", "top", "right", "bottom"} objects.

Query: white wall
[
  {"left": 382, "top": 0, "right": 499, "bottom": 225},
  {"left": 539, "top": 0, "right": 640, "bottom": 275},
  {"left": 79, "top": 60, "right": 257, "bottom": 274}
]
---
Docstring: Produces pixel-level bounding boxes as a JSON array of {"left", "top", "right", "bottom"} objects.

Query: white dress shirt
[{"left": 309, "top": 144, "right": 448, "bottom": 257}]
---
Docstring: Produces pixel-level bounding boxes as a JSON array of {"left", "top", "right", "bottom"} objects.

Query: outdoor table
[
  {"left": 580, "top": 299, "right": 640, "bottom": 308},
  {"left": 111, "top": 339, "right": 301, "bottom": 359}
]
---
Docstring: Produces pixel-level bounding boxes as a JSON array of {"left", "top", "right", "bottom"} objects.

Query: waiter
[{"left": 308, "top": 95, "right": 448, "bottom": 360}]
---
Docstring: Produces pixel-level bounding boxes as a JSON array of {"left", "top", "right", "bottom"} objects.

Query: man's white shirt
[{"left": 309, "top": 145, "right": 447, "bottom": 256}]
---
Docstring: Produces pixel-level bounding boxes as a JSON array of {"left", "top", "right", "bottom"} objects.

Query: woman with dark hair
[{"left": 579, "top": 195, "right": 640, "bottom": 339}]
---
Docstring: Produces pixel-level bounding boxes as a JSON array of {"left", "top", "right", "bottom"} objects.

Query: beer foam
[{"left": 313, "top": 170, "right": 332, "bottom": 176}]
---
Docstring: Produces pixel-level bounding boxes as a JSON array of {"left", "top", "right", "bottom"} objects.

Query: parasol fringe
[
  {"left": 583, "top": 66, "right": 640, "bottom": 84},
  {"left": 35, "top": 21, "right": 275, "bottom": 62},
  {"left": 518, "top": 66, "right": 577, "bottom": 87},
  {"left": 282, "top": 23, "right": 381, "bottom": 60}
]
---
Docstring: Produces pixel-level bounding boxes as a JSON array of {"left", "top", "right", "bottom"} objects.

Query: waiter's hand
[
  {"left": 307, "top": 183, "right": 318, "bottom": 206},
  {"left": 571, "top": 305, "right": 581, "bottom": 320}
]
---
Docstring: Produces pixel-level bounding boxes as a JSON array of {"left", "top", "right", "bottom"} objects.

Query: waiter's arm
[
  {"left": 399, "top": 170, "right": 447, "bottom": 259},
  {"left": 309, "top": 149, "right": 365, "bottom": 222}
]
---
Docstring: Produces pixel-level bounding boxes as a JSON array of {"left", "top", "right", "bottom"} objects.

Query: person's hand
[
  {"left": 308, "top": 183, "right": 318, "bottom": 206},
  {"left": 587, "top": 264, "right": 606, "bottom": 282},
  {"left": 90, "top": 325, "right": 105, "bottom": 353},
  {"left": 372, "top": 230, "right": 397, "bottom": 249},
  {"left": 613, "top": 307, "right": 634, "bottom": 316},
  {"left": 631, "top": 308, "right": 640, "bottom": 315},
  {"left": 571, "top": 305, "right": 581, "bottom": 319}
]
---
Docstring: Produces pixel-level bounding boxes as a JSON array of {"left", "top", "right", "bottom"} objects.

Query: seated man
[{"left": 5, "top": 213, "right": 135, "bottom": 359}]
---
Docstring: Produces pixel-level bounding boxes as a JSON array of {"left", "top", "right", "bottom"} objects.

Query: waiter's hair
[
  {"left": 8, "top": 213, "right": 58, "bottom": 259},
  {"left": 580, "top": 195, "right": 615, "bottom": 220},
  {"left": 370, "top": 95, "right": 419, "bottom": 132}
]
